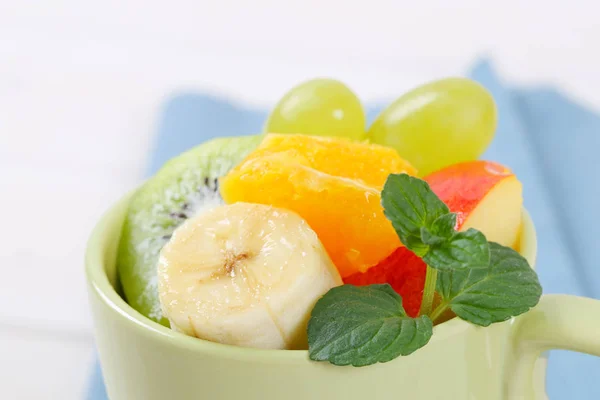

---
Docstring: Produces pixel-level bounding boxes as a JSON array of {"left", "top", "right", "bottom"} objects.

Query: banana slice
[{"left": 157, "top": 202, "right": 342, "bottom": 350}]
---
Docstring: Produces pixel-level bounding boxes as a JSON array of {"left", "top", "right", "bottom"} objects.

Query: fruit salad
[{"left": 117, "top": 78, "right": 542, "bottom": 366}]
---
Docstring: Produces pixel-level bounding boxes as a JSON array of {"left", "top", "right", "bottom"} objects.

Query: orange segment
[
  {"left": 246, "top": 134, "right": 417, "bottom": 187},
  {"left": 220, "top": 134, "right": 416, "bottom": 277}
]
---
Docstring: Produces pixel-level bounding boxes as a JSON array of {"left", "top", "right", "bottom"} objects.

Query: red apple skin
[
  {"left": 425, "top": 160, "right": 516, "bottom": 228},
  {"left": 344, "top": 247, "right": 426, "bottom": 318},
  {"left": 344, "top": 161, "right": 522, "bottom": 317}
]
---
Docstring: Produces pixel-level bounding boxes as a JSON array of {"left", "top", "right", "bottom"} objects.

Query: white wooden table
[{"left": 2, "top": 1, "right": 600, "bottom": 398}]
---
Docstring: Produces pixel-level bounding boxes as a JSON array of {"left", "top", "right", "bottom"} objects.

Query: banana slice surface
[{"left": 158, "top": 202, "right": 342, "bottom": 349}]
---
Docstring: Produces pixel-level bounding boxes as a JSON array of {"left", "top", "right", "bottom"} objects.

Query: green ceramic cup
[{"left": 86, "top": 194, "right": 600, "bottom": 400}]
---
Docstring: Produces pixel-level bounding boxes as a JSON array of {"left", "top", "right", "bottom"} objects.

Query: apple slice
[
  {"left": 344, "top": 247, "right": 426, "bottom": 317},
  {"left": 344, "top": 161, "right": 523, "bottom": 316},
  {"left": 425, "top": 160, "right": 523, "bottom": 249}
]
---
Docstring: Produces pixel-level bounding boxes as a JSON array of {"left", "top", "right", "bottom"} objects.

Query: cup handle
[{"left": 506, "top": 294, "right": 600, "bottom": 399}]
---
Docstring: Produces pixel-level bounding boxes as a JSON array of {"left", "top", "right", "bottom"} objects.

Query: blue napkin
[{"left": 87, "top": 59, "right": 600, "bottom": 399}]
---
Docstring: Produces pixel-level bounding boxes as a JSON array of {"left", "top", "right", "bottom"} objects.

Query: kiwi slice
[{"left": 117, "top": 135, "right": 262, "bottom": 326}]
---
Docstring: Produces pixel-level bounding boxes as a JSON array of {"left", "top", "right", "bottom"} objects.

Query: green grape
[
  {"left": 265, "top": 78, "right": 366, "bottom": 140},
  {"left": 367, "top": 78, "right": 497, "bottom": 176}
]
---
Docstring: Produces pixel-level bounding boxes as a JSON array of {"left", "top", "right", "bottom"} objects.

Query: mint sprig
[
  {"left": 307, "top": 173, "right": 542, "bottom": 367},
  {"left": 382, "top": 174, "right": 489, "bottom": 316},
  {"left": 308, "top": 285, "right": 433, "bottom": 366}
]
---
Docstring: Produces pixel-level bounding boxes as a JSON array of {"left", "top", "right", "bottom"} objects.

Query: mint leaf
[
  {"left": 429, "top": 213, "right": 457, "bottom": 239},
  {"left": 420, "top": 226, "right": 446, "bottom": 246},
  {"left": 423, "top": 228, "right": 490, "bottom": 271},
  {"left": 308, "top": 284, "right": 433, "bottom": 366},
  {"left": 381, "top": 174, "right": 449, "bottom": 256},
  {"left": 420, "top": 214, "right": 457, "bottom": 246},
  {"left": 436, "top": 242, "right": 542, "bottom": 326}
]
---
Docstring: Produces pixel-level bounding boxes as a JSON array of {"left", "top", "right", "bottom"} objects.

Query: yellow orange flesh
[{"left": 220, "top": 134, "right": 417, "bottom": 277}]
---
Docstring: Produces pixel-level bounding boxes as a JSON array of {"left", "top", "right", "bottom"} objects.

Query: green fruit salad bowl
[{"left": 86, "top": 196, "right": 600, "bottom": 400}]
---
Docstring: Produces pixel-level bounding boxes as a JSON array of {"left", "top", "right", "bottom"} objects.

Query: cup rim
[{"left": 86, "top": 191, "right": 537, "bottom": 363}]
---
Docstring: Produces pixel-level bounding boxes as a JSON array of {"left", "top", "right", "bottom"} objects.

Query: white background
[{"left": 1, "top": 1, "right": 600, "bottom": 398}]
